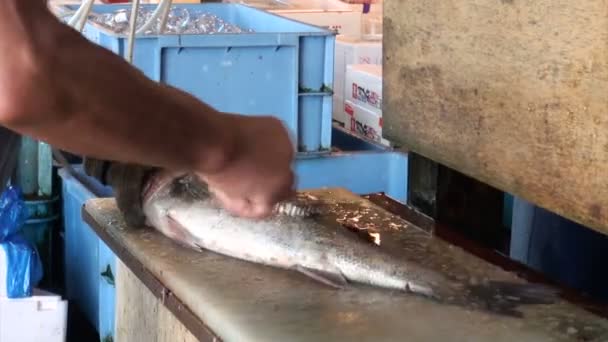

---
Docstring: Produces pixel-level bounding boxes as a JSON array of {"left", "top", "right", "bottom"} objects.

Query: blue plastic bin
[
  {"left": 510, "top": 197, "right": 608, "bottom": 302},
  {"left": 59, "top": 168, "right": 116, "bottom": 340},
  {"left": 72, "top": 3, "right": 336, "bottom": 153}
]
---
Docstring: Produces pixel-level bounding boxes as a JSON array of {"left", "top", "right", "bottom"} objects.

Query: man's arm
[
  {"left": 0, "top": 1, "right": 234, "bottom": 173},
  {"left": 0, "top": 1, "right": 295, "bottom": 218}
]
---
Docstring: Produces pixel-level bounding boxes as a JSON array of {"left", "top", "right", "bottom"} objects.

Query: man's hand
[
  {"left": 199, "top": 114, "right": 296, "bottom": 219},
  {"left": 83, "top": 114, "right": 295, "bottom": 223}
]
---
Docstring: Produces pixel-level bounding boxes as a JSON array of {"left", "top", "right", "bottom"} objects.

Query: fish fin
[
  {"left": 294, "top": 265, "right": 348, "bottom": 289},
  {"left": 193, "top": 243, "right": 206, "bottom": 253},
  {"left": 469, "top": 281, "right": 560, "bottom": 305}
]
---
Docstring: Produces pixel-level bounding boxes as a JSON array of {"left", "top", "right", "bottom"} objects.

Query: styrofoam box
[
  {"left": 345, "top": 64, "right": 382, "bottom": 114},
  {"left": 344, "top": 99, "right": 389, "bottom": 146},
  {"left": 333, "top": 35, "right": 382, "bottom": 123},
  {"left": 0, "top": 289, "right": 67, "bottom": 342}
]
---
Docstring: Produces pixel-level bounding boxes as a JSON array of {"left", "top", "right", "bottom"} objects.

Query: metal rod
[
  {"left": 126, "top": 0, "right": 141, "bottom": 64},
  {"left": 157, "top": 0, "right": 173, "bottom": 34}
]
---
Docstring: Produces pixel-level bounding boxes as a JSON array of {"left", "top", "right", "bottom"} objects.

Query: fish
[{"left": 140, "top": 170, "right": 558, "bottom": 309}]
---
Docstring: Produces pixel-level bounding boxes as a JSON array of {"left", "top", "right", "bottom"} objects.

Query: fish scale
[{"left": 273, "top": 200, "right": 323, "bottom": 217}]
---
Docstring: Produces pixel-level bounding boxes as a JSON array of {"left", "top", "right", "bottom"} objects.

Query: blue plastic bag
[
  {"left": 0, "top": 185, "right": 27, "bottom": 241},
  {"left": 0, "top": 185, "right": 43, "bottom": 298}
]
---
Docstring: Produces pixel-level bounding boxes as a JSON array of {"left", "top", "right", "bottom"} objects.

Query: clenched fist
[{"left": 199, "top": 114, "right": 296, "bottom": 218}]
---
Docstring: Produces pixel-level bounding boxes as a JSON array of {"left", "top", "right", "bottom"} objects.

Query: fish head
[
  {"left": 141, "top": 171, "right": 205, "bottom": 249},
  {"left": 142, "top": 170, "right": 189, "bottom": 205}
]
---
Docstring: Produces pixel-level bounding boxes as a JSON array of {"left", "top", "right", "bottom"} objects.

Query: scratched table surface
[{"left": 83, "top": 189, "right": 608, "bottom": 342}]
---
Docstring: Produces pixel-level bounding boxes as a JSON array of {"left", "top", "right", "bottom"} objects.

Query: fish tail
[{"left": 468, "top": 281, "right": 560, "bottom": 305}]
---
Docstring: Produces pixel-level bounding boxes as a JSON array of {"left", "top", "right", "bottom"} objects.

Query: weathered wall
[{"left": 384, "top": 0, "right": 608, "bottom": 234}]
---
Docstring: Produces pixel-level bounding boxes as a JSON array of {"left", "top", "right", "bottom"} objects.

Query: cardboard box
[
  {"left": 345, "top": 64, "right": 382, "bottom": 113},
  {"left": 333, "top": 35, "right": 382, "bottom": 122},
  {"left": 344, "top": 99, "right": 389, "bottom": 146}
]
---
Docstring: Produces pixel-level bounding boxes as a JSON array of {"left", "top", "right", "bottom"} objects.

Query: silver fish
[{"left": 140, "top": 171, "right": 558, "bottom": 304}]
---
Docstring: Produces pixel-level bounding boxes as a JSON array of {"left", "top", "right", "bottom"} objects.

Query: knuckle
[{"left": 254, "top": 204, "right": 273, "bottom": 218}]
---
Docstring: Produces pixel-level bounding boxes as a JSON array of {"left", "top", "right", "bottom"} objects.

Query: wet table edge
[
  {"left": 82, "top": 193, "right": 608, "bottom": 340},
  {"left": 82, "top": 206, "right": 222, "bottom": 342}
]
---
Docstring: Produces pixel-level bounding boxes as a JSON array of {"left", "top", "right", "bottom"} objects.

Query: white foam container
[
  {"left": 344, "top": 99, "right": 389, "bottom": 146},
  {"left": 0, "top": 245, "right": 67, "bottom": 342},
  {"left": 333, "top": 35, "right": 382, "bottom": 123},
  {"left": 345, "top": 63, "right": 382, "bottom": 114},
  {"left": 0, "top": 289, "right": 68, "bottom": 342}
]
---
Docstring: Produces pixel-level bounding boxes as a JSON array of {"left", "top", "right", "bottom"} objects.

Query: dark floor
[{"left": 66, "top": 304, "right": 99, "bottom": 342}]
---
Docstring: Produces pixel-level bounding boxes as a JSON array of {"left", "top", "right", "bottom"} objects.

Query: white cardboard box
[
  {"left": 345, "top": 64, "right": 382, "bottom": 114},
  {"left": 333, "top": 35, "right": 382, "bottom": 123},
  {"left": 0, "top": 289, "right": 68, "bottom": 342},
  {"left": 344, "top": 99, "right": 389, "bottom": 146}
]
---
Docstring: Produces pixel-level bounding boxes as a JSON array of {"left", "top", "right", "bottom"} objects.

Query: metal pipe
[{"left": 126, "top": 0, "right": 141, "bottom": 63}]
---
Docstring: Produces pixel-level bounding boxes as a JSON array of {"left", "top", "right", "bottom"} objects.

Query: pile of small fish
[{"left": 87, "top": 7, "right": 253, "bottom": 35}]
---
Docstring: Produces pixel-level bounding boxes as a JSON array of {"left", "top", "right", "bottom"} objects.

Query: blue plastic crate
[
  {"left": 71, "top": 3, "right": 336, "bottom": 153},
  {"left": 59, "top": 168, "right": 115, "bottom": 337}
]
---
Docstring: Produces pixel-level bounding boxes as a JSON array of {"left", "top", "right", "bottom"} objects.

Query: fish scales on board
[{"left": 137, "top": 170, "right": 559, "bottom": 316}]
